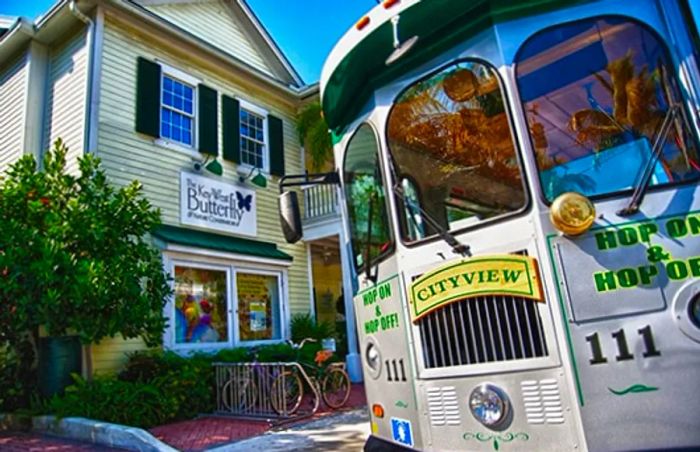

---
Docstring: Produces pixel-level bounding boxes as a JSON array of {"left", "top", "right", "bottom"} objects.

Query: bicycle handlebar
[{"left": 288, "top": 338, "right": 318, "bottom": 349}]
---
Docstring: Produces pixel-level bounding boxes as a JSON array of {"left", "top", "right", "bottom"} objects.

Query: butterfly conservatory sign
[{"left": 180, "top": 172, "right": 257, "bottom": 237}]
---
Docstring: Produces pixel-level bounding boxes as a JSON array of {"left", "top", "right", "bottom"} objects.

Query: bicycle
[{"left": 269, "top": 338, "right": 352, "bottom": 416}]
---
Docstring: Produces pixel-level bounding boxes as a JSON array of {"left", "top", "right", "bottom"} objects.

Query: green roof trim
[
  {"left": 322, "top": 0, "right": 590, "bottom": 133},
  {"left": 153, "top": 225, "right": 293, "bottom": 261}
]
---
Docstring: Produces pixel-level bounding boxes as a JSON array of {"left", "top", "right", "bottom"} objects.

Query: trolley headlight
[
  {"left": 550, "top": 192, "right": 596, "bottom": 236},
  {"left": 690, "top": 294, "right": 700, "bottom": 329},
  {"left": 364, "top": 341, "right": 382, "bottom": 379},
  {"left": 469, "top": 384, "right": 510, "bottom": 428}
]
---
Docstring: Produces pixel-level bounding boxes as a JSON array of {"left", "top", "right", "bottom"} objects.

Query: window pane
[
  {"left": 387, "top": 60, "right": 525, "bottom": 242},
  {"left": 515, "top": 16, "right": 700, "bottom": 201},
  {"left": 164, "top": 77, "right": 173, "bottom": 92},
  {"left": 174, "top": 266, "right": 228, "bottom": 344},
  {"left": 237, "top": 273, "right": 281, "bottom": 341},
  {"left": 343, "top": 124, "right": 392, "bottom": 270}
]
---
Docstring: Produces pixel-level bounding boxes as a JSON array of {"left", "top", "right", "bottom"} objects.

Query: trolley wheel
[
  {"left": 321, "top": 366, "right": 351, "bottom": 409},
  {"left": 222, "top": 375, "right": 257, "bottom": 412},
  {"left": 270, "top": 370, "right": 304, "bottom": 415}
]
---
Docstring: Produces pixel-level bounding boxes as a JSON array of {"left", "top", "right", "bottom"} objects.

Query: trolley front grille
[{"left": 418, "top": 294, "right": 549, "bottom": 369}]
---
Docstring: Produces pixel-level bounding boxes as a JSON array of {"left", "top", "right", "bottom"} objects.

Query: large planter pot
[{"left": 38, "top": 336, "right": 82, "bottom": 398}]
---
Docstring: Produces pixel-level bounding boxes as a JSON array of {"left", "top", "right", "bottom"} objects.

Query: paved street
[{"left": 209, "top": 409, "right": 370, "bottom": 452}]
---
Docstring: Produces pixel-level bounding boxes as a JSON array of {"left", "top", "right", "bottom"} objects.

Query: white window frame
[
  {"left": 155, "top": 62, "right": 201, "bottom": 156},
  {"left": 167, "top": 259, "right": 233, "bottom": 353},
  {"left": 238, "top": 98, "right": 269, "bottom": 174},
  {"left": 233, "top": 267, "right": 286, "bottom": 346},
  {"left": 162, "top": 249, "right": 289, "bottom": 354}
]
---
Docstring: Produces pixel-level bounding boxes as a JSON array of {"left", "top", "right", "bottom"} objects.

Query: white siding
[
  {"left": 146, "top": 0, "right": 275, "bottom": 78},
  {"left": 93, "top": 17, "right": 308, "bottom": 371},
  {"left": 43, "top": 28, "right": 88, "bottom": 174},
  {"left": 0, "top": 53, "right": 28, "bottom": 174}
]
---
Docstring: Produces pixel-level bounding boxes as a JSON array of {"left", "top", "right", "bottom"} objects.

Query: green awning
[{"left": 153, "top": 225, "right": 293, "bottom": 261}]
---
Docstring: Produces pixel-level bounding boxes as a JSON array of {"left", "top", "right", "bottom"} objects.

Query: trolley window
[
  {"left": 515, "top": 16, "right": 700, "bottom": 202},
  {"left": 342, "top": 124, "right": 393, "bottom": 272},
  {"left": 387, "top": 60, "right": 527, "bottom": 244}
]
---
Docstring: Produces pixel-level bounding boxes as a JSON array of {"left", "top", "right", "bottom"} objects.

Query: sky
[{"left": 0, "top": 0, "right": 375, "bottom": 83}]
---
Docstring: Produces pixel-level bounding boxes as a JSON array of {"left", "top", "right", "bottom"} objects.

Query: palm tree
[{"left": 296, "top": 102, "right": 333, "bottom": 172}]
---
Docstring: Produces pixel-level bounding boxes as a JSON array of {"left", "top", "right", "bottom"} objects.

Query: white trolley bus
[{"left": 280, "top": 0, "right": 700, "bottom": 450}]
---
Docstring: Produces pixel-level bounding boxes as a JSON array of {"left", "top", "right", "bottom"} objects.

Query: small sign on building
[{"left": 180, "top": 172, "right": 257, "bottom": 237}]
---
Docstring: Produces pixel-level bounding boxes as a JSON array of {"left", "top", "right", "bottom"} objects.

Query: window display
[
  {"left": 174, "top": 266, "right": 228, "bottom": 344},
  {"left": 237, "top": 272, "right": 281, "bottom": 341}
]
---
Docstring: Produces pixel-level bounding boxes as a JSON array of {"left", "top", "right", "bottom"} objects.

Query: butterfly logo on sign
[{"left": 236, "top": 191, "right": 253, "bottom": 212}]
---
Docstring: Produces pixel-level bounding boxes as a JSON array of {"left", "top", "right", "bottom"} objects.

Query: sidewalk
[
  {"left": 150, "top": 383, "right": 368, "bottom": 451},
  {"left": 0, "top": 431, "right": 130, "bottom": 451}
]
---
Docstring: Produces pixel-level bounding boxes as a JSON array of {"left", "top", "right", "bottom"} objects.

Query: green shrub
[
  {"left": 213, "top": 347, "right": 252, "bottom": 363},
  {"left": 49, "top": 375, "right": 179, "bottom": 428},
  {"left": 290, "top": 313, "right": 333, "bottom": 343},
  {"left": 0, "top": 339, "right": 35, "bottom": 412}
]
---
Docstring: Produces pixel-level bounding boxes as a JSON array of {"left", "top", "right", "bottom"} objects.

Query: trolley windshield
[
  {"left": 386, "top": 60, "right": 527, "bottom": 243},
  {"left": 515, "top": 16, "right": 700, "bottom": 202}
]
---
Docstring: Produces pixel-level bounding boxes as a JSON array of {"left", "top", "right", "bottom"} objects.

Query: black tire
[
  {"left": 321, "top": 366, "right": 351, "bottom": 409},
  {"left": 270, "top": 370, "right": 304, "bottom": 415}
]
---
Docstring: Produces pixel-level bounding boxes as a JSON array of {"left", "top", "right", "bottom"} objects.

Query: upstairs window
[
  {"left": 161, "top": 74, "right": 195, "bottom": 147},
  {"left": 240, "top": 103, "right": 267, "bottom": 170}
]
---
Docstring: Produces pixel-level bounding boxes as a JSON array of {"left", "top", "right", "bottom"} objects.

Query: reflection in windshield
[
  {"left": 515, "top": 17, "right": 700, "bottom": 202},
  {"left": 387, "top": 61, "right": 526, "bottom": 243},
  {"left": 343, "top": 125, "right": 392, "bottom": 271}
]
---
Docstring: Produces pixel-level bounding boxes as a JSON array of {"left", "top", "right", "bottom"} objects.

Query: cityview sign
[{"left": 180, "top": 172, "right": 257, "bottom": 237}]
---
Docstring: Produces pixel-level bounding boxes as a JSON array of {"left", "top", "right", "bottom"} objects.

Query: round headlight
[
  {"left": 469, "top": 384, "right": 510, "bottom": 428},
  {"left": 550, "top": 192, "right": 596, "bottom": 236},
  {"left": 364, "top": 341, "right": 382, "bottom": 379},
  {"left": 689, "top": 294, "right": 700, "bottom": 329}
]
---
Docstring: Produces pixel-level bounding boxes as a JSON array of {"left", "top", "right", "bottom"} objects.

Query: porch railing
[
  {"left": 302, "top": 184, "right": 339, "bottom": 221},
  {"left": 213, "top": 362, "right": 319, "bottom": 420}
]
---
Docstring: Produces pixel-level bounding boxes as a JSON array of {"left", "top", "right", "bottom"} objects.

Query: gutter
[{"left": 68, "top": 0, "right": 97, "bottom": 154}]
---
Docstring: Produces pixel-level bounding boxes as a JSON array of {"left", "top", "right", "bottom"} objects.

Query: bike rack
[{"left": 213, "top": 361, "right": 321, "bottom": 421}]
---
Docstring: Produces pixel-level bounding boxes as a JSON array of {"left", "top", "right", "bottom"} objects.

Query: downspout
[
  {"left": 68, "top": 0, "right": 96, "bottom": 154},
  {"left": 68, "top": 1, "right": 96, "bottom": 380}
]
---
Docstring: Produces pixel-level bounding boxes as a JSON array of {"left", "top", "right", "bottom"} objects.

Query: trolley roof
[{"left": 319, "top": 0, "right": 587, "bottom": 134}]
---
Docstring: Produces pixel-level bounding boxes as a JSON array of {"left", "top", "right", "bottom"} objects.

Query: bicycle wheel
[
  {"left": 270, "top": 370, "right": 304, "bottom": 415},
  {"left": 321, "top": 366, "right": 351, "bottom": 409},
  {"left": 222, "top": 371, "right": 257, "bottom": 412}
]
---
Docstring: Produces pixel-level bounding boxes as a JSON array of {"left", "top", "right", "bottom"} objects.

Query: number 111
[{"left": 585, "top": 325, "right": 661, "bottom": 365}]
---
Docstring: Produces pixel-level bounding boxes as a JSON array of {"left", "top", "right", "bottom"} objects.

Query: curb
[{"left": 32, "top": 416, "right": 178, "bottom": 452}]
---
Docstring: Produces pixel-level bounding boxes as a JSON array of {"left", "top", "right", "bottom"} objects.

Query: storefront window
[
  {"left": 174, "top": 266, "right": 228, "bottom": 344},
  {"left": 515, "top": 16, "right": 700, "bottom": 202},
  {"left": 237, "top": 272, "right": 281, "bottom": 342}
]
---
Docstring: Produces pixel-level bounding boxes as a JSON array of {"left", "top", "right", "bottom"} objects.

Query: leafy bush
[
  {"left": 290, "top": 313, "right": 333, "bottom": 343},
  {"left": 49, "top": 376, "right": 179, "bottom": 428},
  {"left": 0, "top": 339, "right": 35, "bottom": 412}
]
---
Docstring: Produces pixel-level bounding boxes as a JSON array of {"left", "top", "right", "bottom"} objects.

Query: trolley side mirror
[{"left": 279, "top": 190, "right": 303, "bottom": 243}]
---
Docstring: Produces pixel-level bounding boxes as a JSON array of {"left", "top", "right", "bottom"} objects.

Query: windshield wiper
[
  {"left": 617, "top": 103, "right": 680, "bottom": 217},
  {"left": 393, "top": 183, "right": 471, "bottom": 258}
]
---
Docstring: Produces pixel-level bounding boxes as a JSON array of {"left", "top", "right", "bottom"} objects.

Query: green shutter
[
  {"left": 135, "top": 57, "right": 161, "bottom": 137},
  {"left": 268, "top": 114, "right": 284, "bottom": 176},
  {"left": 222, "top": 95, "right": 240, "bottom": 163},
  {"left": 198, "top": 84, "right": 218, "bottom": 155}
]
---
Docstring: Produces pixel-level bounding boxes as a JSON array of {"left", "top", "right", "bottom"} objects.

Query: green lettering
[
  {"left": 462, "top": 272, "right": 476, "bottom": 284},
  {"left": 666, "top": 260, "right": 688, "bottom": 280},
  {"left": 638, "top": 223, "right": 658, "bottom": 243},
  {"left": 487, "top": 269, "right": 499, "bottom": 282},
  {"left": 378, "top": 283, "right": 391, "bottom": 299},
  {"left": 689, "top": 215, "right": 700, "bottom": 235},
  {"left": 689, "top": 257, "right": 700, "bottom": 277},
  {"left": 617, "top": 268, "right": 638, "bottom": 288},
  {"left": 638, "top": 265, "right": 658, "bottom": 285},
  {"left": 666, "top": 218, "right": 687, "bottom": 238},
  {"left": 594, "top": 271, "right": 617, "bottom": 292},
  {"left": 502, "top": 269, "right": 523, "bottom": 283},
  {"left": 447, "top": 275, "right": 460, "bottom": 288},
  {"left": 618, "top": 227, "right": 639, "bottom": 246},
  {"left": 417, "top": 288, "right": 430, "bottom": 301},
  {"left": 595, "top": 231, "right": 617, "bottom": 250},
  {"left": 436, "top": 280, "right": 447, "bottom": 293}
]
